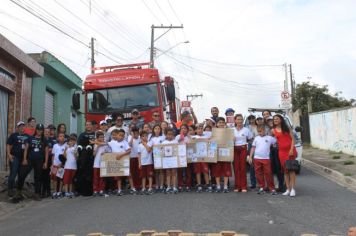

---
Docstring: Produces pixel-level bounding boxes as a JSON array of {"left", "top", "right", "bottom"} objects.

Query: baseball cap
[
  {"left": 17, "top": 121, "right": 25, "bottom": 127},
  {"left": 47, "top": 124, "right": 56, "bottom": 130},
  {"left": 181, "top": 110, "right": 190, "bottom": 117},
  {"left": 99, "top": 120, "right": 107, "bottom": 125},
  {"left": 256, "top": 115, "right": 263, "bottom": 120},
  {"left": 225, "top": 108, "right": 235, "bottom": 115},
  {"left": 36, "top": 123, "right": 45, "bottom": 130},
  {"left": 105, "top": 115, "right": 113, "bottom": 121},
  {"left": 131, "top": 109, "right": 139, "bottom": 114},
  {"left": 205, "top": 118, "right": 216, "bottom": 124}
]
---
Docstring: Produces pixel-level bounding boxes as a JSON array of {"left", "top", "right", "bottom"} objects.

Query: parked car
[{"left": 245, "top": 108, "right": 303, "bottom": 174}]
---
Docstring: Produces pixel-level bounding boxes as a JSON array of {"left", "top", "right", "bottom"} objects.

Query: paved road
[{"left": 0, "top": 169, "right": 355, "bottom": 236}]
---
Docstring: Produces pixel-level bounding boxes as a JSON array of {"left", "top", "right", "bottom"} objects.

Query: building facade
[
  {"left": 0, "top": 34, "right": 43, "bottom": 171},
  {"left": 29, "top": 51, "right": 84, "bottom": 135}
]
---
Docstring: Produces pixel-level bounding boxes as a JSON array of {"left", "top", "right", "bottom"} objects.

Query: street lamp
[{"left": 155, "top": 41, "right": 189, "bottom": 59}]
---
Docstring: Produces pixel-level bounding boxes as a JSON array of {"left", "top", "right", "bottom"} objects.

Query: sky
[{"left": 1, "top": 0, "right": 356, "bottom": 121}]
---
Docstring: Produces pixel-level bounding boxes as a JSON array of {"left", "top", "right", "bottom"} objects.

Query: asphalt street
[{"left": 0, "top": 169, "right": 355, "bottom": 236}]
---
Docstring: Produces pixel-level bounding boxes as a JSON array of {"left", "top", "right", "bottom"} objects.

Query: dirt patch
[{"left": 303, "top": 145, "right": 356, "bottom": 178}]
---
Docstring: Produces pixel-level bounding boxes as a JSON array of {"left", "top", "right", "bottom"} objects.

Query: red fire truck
[{"left": 83, "top": 62, "right": 181, "bottom": 125}]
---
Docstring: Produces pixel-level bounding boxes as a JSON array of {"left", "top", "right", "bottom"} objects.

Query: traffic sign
[{"left": 281, "top": 91, "right": 291, "bottom": 109}]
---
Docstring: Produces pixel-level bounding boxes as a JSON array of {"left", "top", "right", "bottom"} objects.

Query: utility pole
[
  {"left": 186, "top": 94, "right": 203, "bottom": 101},
  {"left": 150, "top": 24, "right": 184, "bottom": 68},
  {"left": 284, "top": 63, "right": 289, "bottom": 92},
  {"left": 90, "top": 37, "right": 95, "bottom": 74},
  {"left": 289, "top": 64, "right": 294, "bottom": 96}
]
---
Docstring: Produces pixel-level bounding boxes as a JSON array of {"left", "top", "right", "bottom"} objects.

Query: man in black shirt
[{"left": 6, "top": 121, "right": 28, "bottom": 197}]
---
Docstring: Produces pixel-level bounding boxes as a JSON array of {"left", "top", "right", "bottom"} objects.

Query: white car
[{"left": 245, "top": 108, "right": 303, "bottom": 174}]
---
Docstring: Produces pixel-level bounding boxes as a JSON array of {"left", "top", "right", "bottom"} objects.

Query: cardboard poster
[
  {"left": 186, "top": 139, "right": 218, "bottom": 163},
  {"left": 100, "top": 153, "right": 130, "bottom": 177},
  {"left": 211, "top": 128, "right": 234, "bottom": 162},
  {"left": 152, "top": 144, "right": 187, "bottom": 169},
  {"left": 181, "top": 100, "right": 191, "bottom": 113}
]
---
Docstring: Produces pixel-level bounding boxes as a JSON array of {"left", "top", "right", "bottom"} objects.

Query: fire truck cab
[{"left": 84, "top": 62, "right": 180, "bottom": 125}]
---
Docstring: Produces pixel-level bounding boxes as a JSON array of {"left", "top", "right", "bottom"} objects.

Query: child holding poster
[
  {"left": 211, "top": 117, "right": 232, "bottom": 193},
  {"left": 92, "top": 131, "right": 107, "bottom": 196},
  {"left": 107, "top": 129, "right": 131, "bottom": 196},
  {"left": 175, "top": 124, "right": 192, "bottom": 192},
  {"left": 149, "top": 124, "right": 165, "bottom": 192},
  {"left": 62, "top": 135, "right": 78, "bottom": 198},
  {"left": 192, "top": 123, "right": 211, "bottom": 193},
  {"left": 128, "top": 127, "right": 141, "bottom": 194},
  {"left": 138, "top": 131, "right": 154, "bottom": 195},
  {"left": 162, "top": 128, "right": 179, "bottom": 194}
]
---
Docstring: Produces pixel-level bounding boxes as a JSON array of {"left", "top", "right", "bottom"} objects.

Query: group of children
[{"left": 7, "top": 108, "right": 298, "bottom": 201}]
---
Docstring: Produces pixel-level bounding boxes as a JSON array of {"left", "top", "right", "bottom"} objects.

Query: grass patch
[
  {"left": 344, "top": 160, "right": 355, "bottom": 165},
  {"left": 332, "top": 156, "right": 341, "bottom": 159},
  {"left": 344, "top": 173, "right": 353, "bottom": 177}
]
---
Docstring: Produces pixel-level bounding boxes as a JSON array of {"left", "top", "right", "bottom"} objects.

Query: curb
[{"left": 302, "top": 159, "right": 356, "bottom": 193}]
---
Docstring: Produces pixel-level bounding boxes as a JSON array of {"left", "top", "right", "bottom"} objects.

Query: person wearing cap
[
  {"left": 256, "top": 115, "right": 264, "bottom": 126},
  {"left": 23, "top": 117, "right": 36, "bottom": 136},
  {"left": 175, "top": 110, "right": 196, "bottom": 131},
  {"left": 17, "top": 123, "right": 49, "bottom": 201},
  {"left": 225, "top": 108, "right": 235, "bottom": 117},
  {"left": 105, "top": 115, "right": 114, "bottom": 127},
  {"left": 107, "top": 113, "right": 129, "bottom": 141},
  {"left": 129, "top": 109, "right": 144, "bottom": 130},
  {"left": 6, "top": 121, "right": 29, "bottom": 198}
]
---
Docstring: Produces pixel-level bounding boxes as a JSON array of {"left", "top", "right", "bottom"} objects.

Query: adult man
[
  {"left": 76, "top": 121, "right": 96, "bottom": 196},
  {"left": 129, "top": 109, "right": 144, "bottom": 130},
  {"left": 6, "top": 121, "right": 29, "bottom": 197},
  {"left": 148, "top": 111, "right": 161, "bottom": 129},
  {"left": 107, "top": 113, "right": 129, "bottom": 141},
  {"left": 210, "top": 107, "right": 219, "bottom": 122}
]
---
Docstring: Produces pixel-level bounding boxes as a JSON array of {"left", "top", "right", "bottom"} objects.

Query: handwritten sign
[
  {"left": 187, "top": 139, "right": 218, "bottom": 163},
  {"left": 153, "top": 144, "right": 187, "bottom": 169},
  {"left": 100, "top": 153, "right": 130, "bottom": 177},
  {"left": 212, "top": 128, "right": 234, "bottom": 162}
]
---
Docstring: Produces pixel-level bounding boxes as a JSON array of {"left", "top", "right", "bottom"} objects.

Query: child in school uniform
[
  {"left": 92, "top": 131, "right": 107, "bottom": 196},
  {"left": 138, "top": 130, "right": 154, "bottom": 195},
  {"left": 248, "top": 125, "right": 277, "bottom": 195},
  {"left": 51, "top": 133, "right": 67, "bottom": 198},
  {"left": 128, "top": 127, "right": 141, "bottom": 194},
  {"left": 162, "top": 128, "right": 179, "bottom": 194},
  {"left": 63, "top": 135, "right": 78, "bottom": 198},
  {"left": 107, "top": 129, "right": 131, "bottom": 196},
  {"left": 192, "top": 123, "right": 211, "bottom": 193},
  {"left": 176, "top": 124, "right": 192, "bottom": 192},
  {"left": 149, "top": 124, "right": 165, "bottom": 192},
  {"left": 211, "top": 117, "right": 232, "bottom": 193}
]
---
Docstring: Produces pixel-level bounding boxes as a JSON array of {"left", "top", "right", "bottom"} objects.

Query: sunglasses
[{"left": 153, "top": 114, "right": 160, "bottom": 117}]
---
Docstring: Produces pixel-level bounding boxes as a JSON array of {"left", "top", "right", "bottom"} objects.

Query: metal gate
[
  {"left": 300, "top": 114, "right": 311, "bottom": 144},
  {"left": 44, "top": 90, "right": 54, "bottom": 126},
  {"left": 0, "top": 89, "right": 8, "bottom": 171}
]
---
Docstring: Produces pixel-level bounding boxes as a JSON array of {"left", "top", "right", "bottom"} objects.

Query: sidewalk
[{"left": 302, "top": 145, "right": 356, "bottom": 192}]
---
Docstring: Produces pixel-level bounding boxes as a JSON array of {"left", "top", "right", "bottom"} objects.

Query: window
[{"left": 87, "top": 83, "right": 159, "bottom": 113}]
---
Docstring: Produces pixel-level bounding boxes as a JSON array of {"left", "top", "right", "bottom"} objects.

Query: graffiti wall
[{"left": 309, "top": 106, "right": 356, "bottom": 156}]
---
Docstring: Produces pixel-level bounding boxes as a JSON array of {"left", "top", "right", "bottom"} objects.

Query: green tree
[{"left": 292, "top": 82, "right": 355, "bottom": 114}]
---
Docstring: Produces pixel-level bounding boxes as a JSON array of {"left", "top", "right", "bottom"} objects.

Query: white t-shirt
[
  {"left": 108, "top": 139, "right": 130, "bottom": 153},
  {"left": 252, "top": 135, "right": 276, "bottom": 159},
  {"left": 138, "top": 143, "right": 153, "bottom": 165},
  {"left": 191, "top": 134, "right": 209, "bottom": 140},
  {"left": 52, "top": 143, "right": 67, "bottom": 166},
  {"left": 175, "top": 135, "right": 190, "bottom": 144},
  {"left": 149, "top": 135, "right": 165, "bottom": 146},
  {"left": 64, "top": 145, "right": 77, "bottom": 170},
  {"left": 128, "top": 135, "right": 141, "bottom": 158},
  {"left": 203, "top": 131, "right": 212, "bottom": 138},
  {"left": 93, "top": 144, "right": 108, "bottom": 168},
  {"left": 234, "top": 127, "right": 253, "bottom": 146},
  {"left": 162, "top": 139, "right": 178, "bottom": 145}
]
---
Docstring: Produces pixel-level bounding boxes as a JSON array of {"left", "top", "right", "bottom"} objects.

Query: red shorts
[
  {"left": 50, "top": 165, "right": 59, "bottom": 181},
  {"left": 194, "top": 162, "right": 209, "bottom": 174},
  {"left": 140, "top": 164, "right": 154, "bottom": 178},
  {"left": 211, "top": 162, "right": 232, "bottom": 177},
  {"left": 63, "top": 169, "right": 76, "bottom": 185}
]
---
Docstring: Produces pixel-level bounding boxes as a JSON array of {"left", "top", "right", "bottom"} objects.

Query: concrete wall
[{"left": 309, "top": 106, "right": 356, "bottom": 156}]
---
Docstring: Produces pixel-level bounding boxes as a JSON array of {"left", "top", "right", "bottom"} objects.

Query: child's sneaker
[
  {"left": 257, "top": 188, "right": 265, "bottom": 194},
  {"left": 215, "top": 186, "right": 222, "bottom": 193},
  {"left": 99, "top": 191, "right": 105, "bottom": 196},
  {"left": 130, "top": 188, "right": 137, "bottom": 195},
  {"left": 165, "top": 187, "right": 171, "bottom": 194},
  {"left": 64, "top": 192, "right": 71, "bottom": 198},
  {"left": 271, "top": 190, "right": 278, "bottom": 195},
  {"left": 116, "top": 189, "right": 123, "bottom": 196},
  {"left": 159, "top": 186, "right": 165, "bottom": 193},
  {"left": 178, "top": 186, "right": 183, "bottom": 192},
  {"left": 206, "top": 186, "right": 213, "bottom": 193},
  {"left": 290, "top": 188, "right": 296, "bottom": 197},
  {"left": 52, "top": 192, "right": 57, "bottom": 199},
  {"left": 147, "top": 188, "right": 154, "bottom": 195},
  {"left": 282, "top": 189, "right": 290, "bottom": 196},
  {"left": 173, "top": 187, "right": 178, "bottom": 194},
  {"left": 140, "top": 189, "right": 146, "bottom": 195},
  {"left": 223, "top": 187, "right": 229, "bottom": 193},
  {"left": 56, "top": 192, "right": 62, "bottom": 198},
  {"left": 93, "top": 191, "right": 99, "bottom": 197},
  {"left": 196, "top": 186, "right": 203, "bottom": 193},
  {"left": 185, "top": 187, "right": 191, "bottom": 192}
]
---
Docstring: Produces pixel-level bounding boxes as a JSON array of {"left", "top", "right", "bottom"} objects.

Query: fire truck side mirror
[
  {"left": 72, "top": 93, "right": 80, "bottom": 110},
  {"left": 166, "top": 84, "right": 175, "bottom": 102}
]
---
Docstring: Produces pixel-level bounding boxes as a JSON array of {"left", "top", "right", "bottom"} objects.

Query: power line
[
  {"left": 142, "top": 0, "right": 162, "bottom": 23},
  {"left": 167, "top": 0, "right": 182, "bottom": 24},
  {"left": 154, "top": 0, "right": 171, "bottom": 23}
]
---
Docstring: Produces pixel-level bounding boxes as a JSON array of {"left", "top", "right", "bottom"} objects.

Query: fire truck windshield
[{"left": 87, "top": 83, "right": 159, "bottom": 113}]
